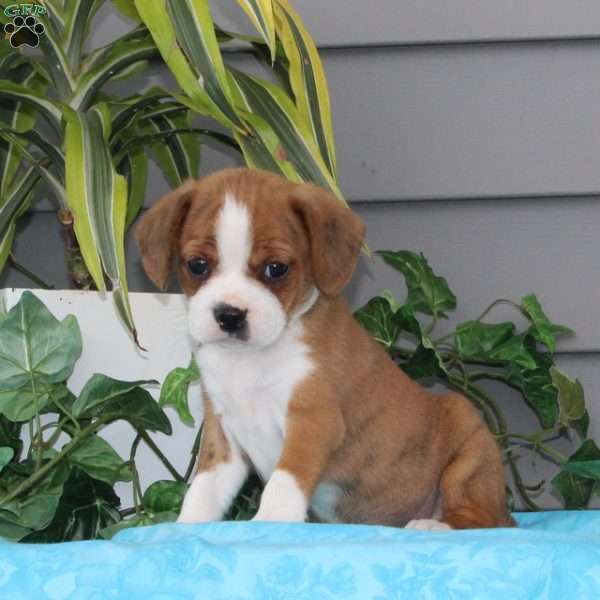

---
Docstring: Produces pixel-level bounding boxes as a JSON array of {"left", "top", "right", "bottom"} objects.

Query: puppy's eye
[
  {"left": 263, "top": 262, "right": 289, "bottom": 281},
  {"left": 187, "top": 257, "right": 210, "bottom": 277}
]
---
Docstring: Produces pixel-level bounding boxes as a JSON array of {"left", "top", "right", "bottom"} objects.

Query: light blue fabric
[{"left": 0, "top": 512, "right": 599, "bottom": 599}]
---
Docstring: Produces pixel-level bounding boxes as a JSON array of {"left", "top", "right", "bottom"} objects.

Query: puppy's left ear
[
  {"left": 135, "top": 181, "right": 196, "bottom": 290},
  {"left": 290, "top": 183, "right": 365, "bottom": 296}
]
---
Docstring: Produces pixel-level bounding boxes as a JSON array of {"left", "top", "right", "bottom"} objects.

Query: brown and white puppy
[{"left": 136, "top": 168, "right": 515, "bottom": 530}]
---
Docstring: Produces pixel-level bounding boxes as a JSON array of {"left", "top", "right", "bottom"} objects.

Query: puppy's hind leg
[{"left": 438, "top": 422, "right": 515, "bottom": 529}]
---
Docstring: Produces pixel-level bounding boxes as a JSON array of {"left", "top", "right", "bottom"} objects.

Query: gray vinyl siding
[{"left": 2, "top": 2, "right": 599, "bottom": 507}]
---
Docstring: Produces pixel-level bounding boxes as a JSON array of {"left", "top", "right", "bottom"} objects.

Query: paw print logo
[{"left": 4, "top": 15, "right": 45, "bottom": 48}]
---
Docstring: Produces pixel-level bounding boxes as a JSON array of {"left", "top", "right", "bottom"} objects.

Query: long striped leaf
[
  {"left": 230, "top": 68, "right": 342, "bottom": 197},
  {"left": 274, "top": 0, "right": 337, "bottom": 177},
  {"left": 0, "top": 81, "right": 62, "bottom": 135},
  {"left": 0, "top": 70, "right": 45, "bottom": 197},
  {"left": 121, "top": 147, "right": 147, "bottom": 229},
  {"left": 63, "top": 106, "right": 137, "bottom": 338},
  {"left": 134, "top": 0, "right": 229, "bottom": 124},
  {"left": 63, "top": 0, "right": 102, "bottom": 69},
  {"left": 37, "top": 14, "right": 76, "bottom": 99},
  {"left": 164, "top": 0, "right": 242, "bottom": 129},
  {"left": 70, "top": 35, "right": 158, "bottom": 110},
  {"left": 139, "top": 112, "right": 200, "bottom": 187},
  {"left": 0, "top": 167, "right": 38, "bottom": 237},
  {"left": 0, "top": 183, "right": 35, "bottom": 273},
  {"left": 236, "top": 0, "right": 276, "bottom": 61},
  {"left": 0, "top": 134, "right": 65, "bottom": 204}
]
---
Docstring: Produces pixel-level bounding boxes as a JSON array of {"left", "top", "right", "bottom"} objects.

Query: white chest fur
[{"left": 195, "top": 319, "right": 314, "bottom": 480}]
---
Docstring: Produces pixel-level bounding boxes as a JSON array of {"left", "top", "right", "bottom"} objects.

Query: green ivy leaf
[
  {"left": 0, "top": 416, "right": 22, "bottom": 462},
  {"left": 455, "top": 321, "right": 515, "bottom": 361},
  {"left": 73, "top": 374, "right": 156, "bottom": 417},
  {"left": 561, "top": 440, "right": 600, "bottom": 481},
  {"left": 573, "top": 410, "right": 590, "bottom": 439},
  {"left": 68, "top": 434, "right": 132, "bottom": 485},
  {"left": 401, "top": 344, "right": 446, "bottom": 380},
  {"left": 143, "top": 480, "right": 188, "bottom": 514},
  {"left": 377, "top": 250, "right": 457, "bottom": 318},
  {"left": 0, "top": 460, "right": 70, "bottom": 540},
  {"left": 159, "top": 356, "right": 200, "bottom": 427},
  {"left": 505, "top": 336, "right": 558, "bottom": 428},
  {"left": 73, "top": 374, "right": 170, "bottom": 434},
  {"left": 487, "top": 333, "right": 537, "bottom": 370},
  {"left": 521, "top": 294, "right": 573, "bottom": 353},
  {"left": 551, "top": 470, "right": 594, "bottom": 509},
  {"left": 355, "top": 296, "right": 421, "bottom": 351},
  {"left": 550, "top": 367, "right": 585, "bottom": 427},
  {"left": 0, "top": 292, "right": 82, "bottom": 391},
  {"left": 22, "top": 468, "right": 121, "bottom": 543}
]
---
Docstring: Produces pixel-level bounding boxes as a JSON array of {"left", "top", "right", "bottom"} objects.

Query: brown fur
[{"left": 136, "top": 168, "right": 515, "bottom": 529}]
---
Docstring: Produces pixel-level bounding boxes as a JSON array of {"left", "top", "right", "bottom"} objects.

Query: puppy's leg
[
  {"left": 253, "top": 393, "right": 344, "bottom": 523},
  {"left": 178, "top": 402, "right": 248, "bottom": 523},
  {"left": 438, "top": 422, "right": 515, "bottom": 529}
]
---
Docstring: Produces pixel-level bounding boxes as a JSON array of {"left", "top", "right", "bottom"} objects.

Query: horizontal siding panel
[
  {"left": 213, "top": 1, "right": 600, "bottom": 48},
  {"left": 4, "top": 196, "right": 599, "bottom": 353}
]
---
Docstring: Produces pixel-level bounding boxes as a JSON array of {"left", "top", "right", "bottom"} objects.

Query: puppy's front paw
[
  {"left": 405, "top": 518, "right": 452, "bottom": 532},
  {"left": 252, "top": 469, "right": 307, "bottom": 523}
]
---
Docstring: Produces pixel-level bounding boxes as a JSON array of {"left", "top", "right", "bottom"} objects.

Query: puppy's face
[{"left": 136, "top": 169, "right": 365, "bottom": 350}]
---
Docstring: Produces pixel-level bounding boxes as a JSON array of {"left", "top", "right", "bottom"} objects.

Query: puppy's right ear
[{"left": 135, "top": 181, "right": 195, "bottom": 290}]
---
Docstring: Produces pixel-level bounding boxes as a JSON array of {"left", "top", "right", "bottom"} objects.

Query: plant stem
[
  {"left": 184, "top": 424, "right": 204, "bottom": 483},
  {"left": 0, "top": 418, "right": 110, "bottom": 507},
  {"left": 138, "top": 429, "right": 183, "bottom": 482},
  {"left": 129, "top": 433, "right": 143, "bottom": 517},
  {"left": 475, "top": 298, "right": 521, "bottom": 323},
  {"left": 507, "top": 433, "right": 567, "bottom": 464},
  {"left": 57, "top": 210, "right": 96, "bottom": 290},
  {"left": 506, "top": 451, "right": 542, "bottom": 511},
  {"left": 8, "top": 254, "right": 54, "bottom": 289}
]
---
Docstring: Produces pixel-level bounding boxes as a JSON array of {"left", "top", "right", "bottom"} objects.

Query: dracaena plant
[
  {"left": 0, "top": 291, "right": 200, "bottom": 542},
  {"left": 0, "top": 1, "right": 212, "bottom": 344},
  {"left": 354, "top": 251, "right": 598, "bottom": 510},
  {"left": 1, "top": 0, "right": 335, "bottom": 344}
]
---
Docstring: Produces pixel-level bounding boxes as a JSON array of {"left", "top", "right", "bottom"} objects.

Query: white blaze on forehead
[{"left": 216, "top": 194, "right": 252, "bottom": 273}]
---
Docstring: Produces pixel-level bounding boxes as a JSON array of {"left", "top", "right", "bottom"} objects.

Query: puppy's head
[{"left": 135, "top": 168, "right": 365, "bottom": 349}]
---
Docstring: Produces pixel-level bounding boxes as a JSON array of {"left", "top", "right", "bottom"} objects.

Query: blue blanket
[{"left": 0, "top": 512, "right": 599, "bottom": 599}]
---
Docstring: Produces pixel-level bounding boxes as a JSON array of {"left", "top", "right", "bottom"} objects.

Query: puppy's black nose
[{"left": 213, "top": 303, "right": 247, "bottom": 333}]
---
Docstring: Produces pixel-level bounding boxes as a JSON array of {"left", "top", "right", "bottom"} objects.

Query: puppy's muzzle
[{"left": 213, "top": 303, "right": 248, "bottom": 335}]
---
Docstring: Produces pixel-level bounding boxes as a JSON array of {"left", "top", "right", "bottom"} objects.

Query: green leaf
[
  {"left": 63, "top": 106, "right": 138, "bottom": 342},
  {"left": 561, "top": 440, "right": 600, "bottom": 481},
  {"left": 354, "top": 297, "right": 421, "bottom": 350},
  {"left": 274, "top": 0, "right": 337, "bottom": 177},
  {"left": 377, "top": 251, "right": 457, "bottom": 318},
  {"left": 551, "top": 367, "right": 586, "bottom": 427},
  {"left": 455, "top": 321, "right": 515, "bottom": 361},
  {"left": 0, "top": 460, "right": 70, "bottom": 540},
  {"left": 521, "top": 293, "right": 574, "bottom": 353},
  {"left": 230, "top": 69, "right": 341, "bottom": 196},
  {"left": 143, "top": 479, "right": 188, "bottom": 514},
  {"left": 0, "top": 292, "right": 82, "bottom": 421},
  {"left": 401, "top": 344, "right": 446, "bottom": 380},
  {"left": 0, "top": 416, "right": 22, "bottom": 462},
  {"left": 0, "top": 447, "right": 13, "bottom": 472},
  {"left": 237, "top": 0, "right": 276, "bottom": 61},
  {"left": 551, "top": 470, "right": 594, "bottom": 509},
  {"left": 73, "top": 374, "right": 155, "bottom": 416},
  {"left": 73, "top": 374, "right": 171, "bottom": 434},
  {"left": 22, "top": 467, "right": 121, "bottom": 543},
  {"left": 159, "top": 357, "right": 200, "bottom": 427},
  {"left": 573, "top": 409, "right": 590, "bottom": 439},
  {"left": 68, "top": 434, "right": 132, "bottom": 485},
  {"left": 487, "top": 333, "right": 537, "bottom": 370}
]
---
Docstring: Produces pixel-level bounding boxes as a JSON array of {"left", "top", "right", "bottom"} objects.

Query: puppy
[{"left": 136, "top": 168, "right": 515, "bottom": 530}]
